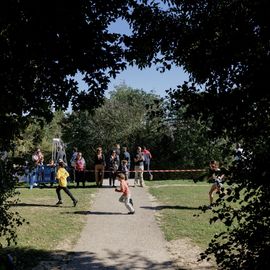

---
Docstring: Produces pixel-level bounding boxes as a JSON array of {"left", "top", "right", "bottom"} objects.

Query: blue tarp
[{"left": 28, "top": 165, "right": 56, "bottom": 185}]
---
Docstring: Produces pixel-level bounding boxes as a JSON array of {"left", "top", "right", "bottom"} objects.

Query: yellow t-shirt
[{"left": 56, "top": 167, "right": 69, "bottom": 187}]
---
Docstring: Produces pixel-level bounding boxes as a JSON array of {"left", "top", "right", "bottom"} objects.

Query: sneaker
[
  {"left": 129, "top": 198, "right": 133, "bottom": 206},
  {"left": 73, "top": 200, "right": 78, "bottom": 207},
  {"left": 128, "top": 211, "right": 135, "bottom": 215},
  {"left": 56, "top": 201, "right": 63, "bottom": 205}
]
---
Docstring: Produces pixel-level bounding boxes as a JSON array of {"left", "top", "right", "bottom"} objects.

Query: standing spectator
[
  {"left": 75, "top": 152, "right": 86, "bottom": 187},
  {"left": 107, "top": 150, "right": 119, "bottom": 187},
  {"left": 32, "top": 148, "right": 44, "bottom": 185},
  {"left": 69, "top": 147, "right": 78, "bottom": 182},
  {"left": 56, "top": 146, "right": 67, "bottom": 165},
  {"left": 134, "top": 146, "right": 144, "bottom": 187},
  {"left": 94, "top": 147, "right": 106, "bottom": 187},
  {"left": 120, "top": 146, "right": 131, "bottom": 180},
  {"left": 120, "top": 146, "right": 131, "bottom": 170},
  {"left": 119, "top": 159, "right": 129, "bottom": 181},
  {"left": 112, "top": 143, "right": 121, "bottom": 157},
  {"left": 142, "top": 146, "right": 153, "bottom": 180},
  {"left": 47, "top": 159, "right": 56, "bottom": 187},
  {"left": 115, "top": 173, "right": 135, "bottom": 214},
  {"left": 55, "top": 160, "right": 78, "bottom": 207},
  {"left": 32, "top": 148, "right": 44, "bottom": 165},
  {"left": 70, "top": 147, "right": 78, "bottom": 166}
]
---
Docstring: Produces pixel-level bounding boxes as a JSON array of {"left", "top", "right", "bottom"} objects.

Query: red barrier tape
[
  {"left": 84, "top": 169, "right": 206, "bottom": 173},
  {"left": 138, "top": 169, "right": 205, "bottom": 172}
]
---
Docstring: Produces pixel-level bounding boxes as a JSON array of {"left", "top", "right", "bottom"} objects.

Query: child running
[
  {"left": 115, "top": 173, "right": 135, "bottom": 214},
  {"left": 55, "top": 160, "right": 78, "bottom": 207}
]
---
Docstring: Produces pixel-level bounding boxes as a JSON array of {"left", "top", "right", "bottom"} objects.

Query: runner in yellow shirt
[{"left": 56, "top": 160, "right": 78, "bottom": 207}]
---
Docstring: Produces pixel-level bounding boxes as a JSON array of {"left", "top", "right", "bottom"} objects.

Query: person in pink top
[
  {"left": 115, "top": 173, "right": 135, "bottom": 214},
  {"left": 75, "top": 152, "right": 86, "bottom": 187},
  {"left": 142, "top": 146, "right": 153, "bottom": 180}
]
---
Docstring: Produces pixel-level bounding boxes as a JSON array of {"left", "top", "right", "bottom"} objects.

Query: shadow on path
[
  {"left": 65, "top": 250, "right": 175, "bottom": 270},
  {"left": 72, "top": 210, "right": 125, "bottom": 215},
  {"left": 9, "top": 203, "right": 61, "bottom": 208},
  {"left": 141, "top": 205, "right": 200, "bottom": 210},
  {"left": 2, "top": 247, "right": 179, "bottom": 270}
]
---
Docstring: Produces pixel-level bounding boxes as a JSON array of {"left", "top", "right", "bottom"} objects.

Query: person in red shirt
[
  {"left": 75, "top": 152, "right": 86, "bottom": 187},
  {"left": 142, "top": 146, "right": 153, "bottom": 180},
  {"left": 115, "top": 173, "right": 135, "bottom": 214}
]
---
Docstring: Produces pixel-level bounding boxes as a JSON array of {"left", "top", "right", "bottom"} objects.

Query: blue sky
[
  {"left": 77, "top": 17, "right": 189, "bottom": 98},
  {"left": 106, "top": 11, "right": 189, "bottom": 97},
  {"left": 107, "top": 65, "right": 188, "bottom": 97},
  {"left": 76, "top": 64, "right": 188, "bottom": 98}
]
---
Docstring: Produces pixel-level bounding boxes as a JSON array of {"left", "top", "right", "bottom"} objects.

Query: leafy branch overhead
[
  {"left": 1, "top": 1, "right": 270, "bottom": 269},
  {"left": 1, "top": 0, "right": 132, "bottom": 146}
]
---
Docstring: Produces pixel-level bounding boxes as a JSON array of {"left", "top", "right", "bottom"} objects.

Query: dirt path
[
  {"left": 34, "top": 179, "right": 215, "bottom": 269},
  {"left": 63, "top": 179, "right": 174, "bottom": 269}
]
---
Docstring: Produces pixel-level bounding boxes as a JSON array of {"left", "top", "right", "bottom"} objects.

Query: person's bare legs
[{"left": 209, "top": 184, "right": 218, "bottom": 206}]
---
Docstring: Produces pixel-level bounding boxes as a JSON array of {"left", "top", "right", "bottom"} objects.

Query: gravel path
[{"left": 64, "top": 179, "right": 175, "bottom": 270}]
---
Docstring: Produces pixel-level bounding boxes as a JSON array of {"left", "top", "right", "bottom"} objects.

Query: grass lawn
[
  {"left": 146, "top": 179, "right": 226, "bottom": 249},
  {"left": 1, "top": 179, "right": 227, "bottom": 269},
  {"left": 1, "top": 182, "right": 97, "bottom": 269}
]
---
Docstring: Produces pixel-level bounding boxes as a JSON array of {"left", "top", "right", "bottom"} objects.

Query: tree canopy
[
  {"left": 1, "top": 0, "right": 270, "bottom": 268},
  {"left": 62, "top": 85, "right": 168, "bottom": 165},
  {"left": 0, "top": 0, "right": 132, "bottom": 147}
]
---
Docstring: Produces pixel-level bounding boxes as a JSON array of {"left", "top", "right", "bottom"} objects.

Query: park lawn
[
  {"left": 146, "top": 179, "right": 226, "bottom": 249},
  {"left": 2, "top": 179, "right": 229, "bottom": 268},
  {"left": 1, "top": 183, "right": 97, "bottom": 269}
]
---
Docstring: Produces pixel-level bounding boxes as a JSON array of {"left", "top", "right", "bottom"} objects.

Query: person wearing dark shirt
[
  {"left": 107, "top": 150, "right": 119, "bottom": 187},
  {"left": 118, "top": 159, "right": 129, "bottom": 181},
  {"left": 121, "top": 146, "right": 131, "bottom": 170},
  {"left": 94, "top": 147, "right": 106, "bottom": 187},
  {"left": 56, "top": 146, "right": 67, "bottom": 165}
]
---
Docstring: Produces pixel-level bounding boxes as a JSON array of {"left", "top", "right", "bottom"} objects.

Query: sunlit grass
[
  {"left": 146, "top": 180, "right": 225, "bottom": 248},
  {"left": 1, "top": 183, "right": 97, "bottom": 269}
]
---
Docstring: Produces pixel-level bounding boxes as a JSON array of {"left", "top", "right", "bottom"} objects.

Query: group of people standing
[
  {"left": 29, "top": 144, "right": 153, "bottom": 209},
  {"left": 93, "top": 144, "right": 153, "bottom": 188},
  {"left": 31, "top": 146, "right": 87, "bottom": 188},
  {"left": 31, "top": 143, "right": 153, "bottom": 189}
]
